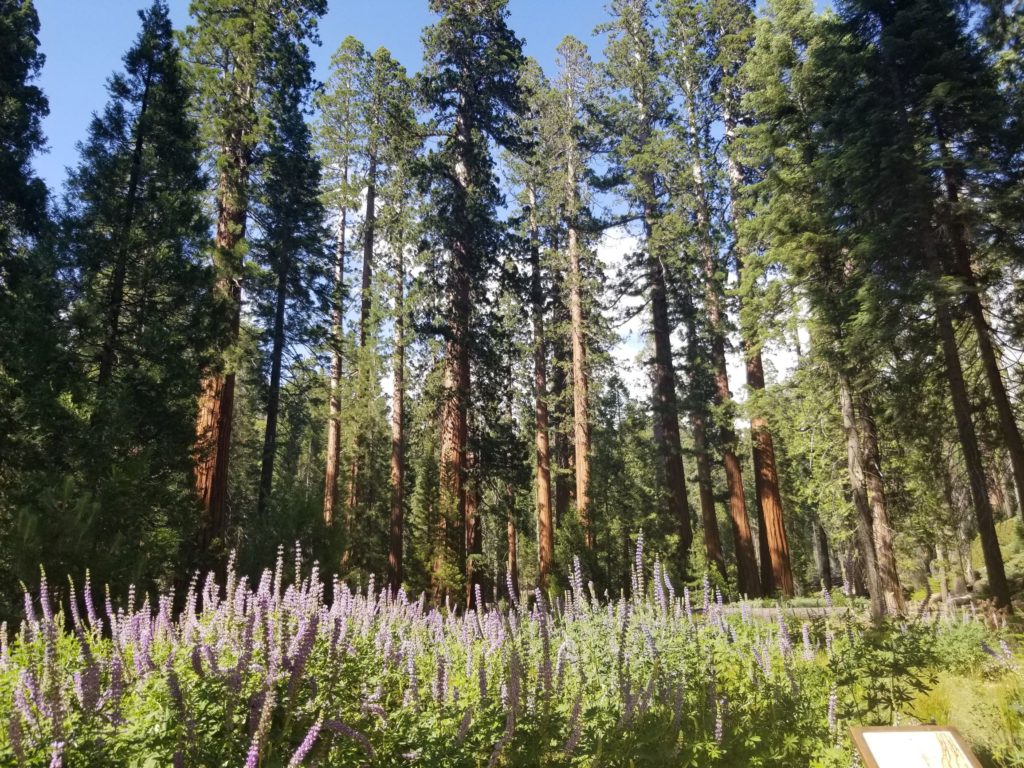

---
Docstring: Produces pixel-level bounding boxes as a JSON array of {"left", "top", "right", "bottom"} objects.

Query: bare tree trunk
[
  {"left": 565, "top": 153, "right": 593, "bottom": 548},
  {"left": 388, "top": 240, "right": 405, "bottom": 594},
  {"left": 746, "top": 349, "right": 794, "bottom": 596},
  {"left": 643, "top": 197, "right": 692, "bottom": 566},
  {"left": 435, "top": 108, "right": 472, "bottom": 598},
  {"left": 529, "top": 188, "right": 554, "bottom": 589},
  {"left": 856, "top": 393, "right": 905, "bottom": 614},
  {"left": 838, "top": 371, "right": 886, "bottom": 620},
  {"left": 257, "top": 258, "right": 290, "bottom": 516},
  {"left": 933, "top": 288, "right": 1011, "bottom": 610},
  {"left": 938, "top": 160, "right": 1024, "bottom": 525},
  {"left": 722, "top": 101, "right": 782, "bottom": 597},
  {"left": 692, "top": 410, "right": 727, "bottom": 580},
  {"left": 195, "top": 142, "right": 248, "bottom": 551}
]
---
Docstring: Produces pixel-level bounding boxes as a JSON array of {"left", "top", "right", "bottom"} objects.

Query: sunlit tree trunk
[
  {"left": 856, "top": 393, "right": 905, "bottom": 615},
  {"left": 565, "top": 152, "right": 593, "bottom": 548},
  {"left": 388, "top": 240, "right": 405, "bottom": 594},
  {"left": 435, "top": 108, "right": 472, "bottom": 598},
  {"left": 195, "top": 139, "right": 248, "bottom": 550},
  {"left": 838, "top": 370, "right": 886, "bottom": 620},
  {"left": 324, "top": 197, "right": 346, "bottom": 528},
  {"left": 529, "top": 188, "right": 554, "bottom": 589}
]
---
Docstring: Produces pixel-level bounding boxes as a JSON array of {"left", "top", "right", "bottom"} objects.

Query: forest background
[{"left": 2, "top": 0, "right": 1024, "bottom": 624}]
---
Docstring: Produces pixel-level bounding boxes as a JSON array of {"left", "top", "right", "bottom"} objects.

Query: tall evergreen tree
[
  {"left": 44, "top": 1, "right": 213, "bottom": 588},
  {"left": 315, "top": 36, "right": 365, "bottom": 532},
  {"left": 419, "top": 0, "right": 526, "bottom": 599},
  {"left": 252, "top": 25, "right": 325, "bottom": 519},
  {"left": 185, "top": 0, "right": 325, "bottom": 555},
  {"left": 598, "top": 0, "right": 693, "bottom": 571}
]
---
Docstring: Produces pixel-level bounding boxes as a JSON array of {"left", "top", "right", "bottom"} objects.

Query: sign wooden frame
[{"left": 849, "top": 726, "right": 983, "bottom": 768}]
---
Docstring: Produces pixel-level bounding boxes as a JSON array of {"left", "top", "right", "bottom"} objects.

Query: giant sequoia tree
[
  {"left": 185, "top": 0, "right": 325, "bottom": 554},
  {"left": 419, "top": 0, "right": 525, "bottom": 599},
  {"left": 2, "top": 0, "right": 1023, "bottom": 622},
  {"left": 599, "top": 0, "right": 693, "bottom": 572}
]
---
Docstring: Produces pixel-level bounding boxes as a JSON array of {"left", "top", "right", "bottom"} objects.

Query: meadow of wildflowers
[{"left": 0, "top": 540, "right": 1019, "bottom": 767}]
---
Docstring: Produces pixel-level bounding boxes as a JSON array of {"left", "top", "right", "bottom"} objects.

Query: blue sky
[{"left": 33, "top": 0, "right": 612, "bottom": 192}]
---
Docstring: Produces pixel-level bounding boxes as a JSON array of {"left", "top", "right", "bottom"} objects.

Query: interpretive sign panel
[{"left": 849, "top": 726, "right": 982, "bottom": 768}]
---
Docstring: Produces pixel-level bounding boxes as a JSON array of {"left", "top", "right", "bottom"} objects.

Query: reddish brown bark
[
  {"left": 529, "top": 189, "right": 554, "bottom": 589},
  {"left": 721, "top": 100, "right": 775, "bottom": 597},
  {"left": 388, "top": 240, "right": 405, "bottom": 594},
  {"left": 195, "top": 152, "right": 247, "bottom": 550},
  {"left": 745, "top": 350, "right": 794, "bottom": 596},
  {"left": 324, "top": 202, "right": 346, "bottom": 528},
  {"left": 857, "top": 393, "right": 905, "bottom": 615},
  {"left": 434, "top": 108, "right": 472, "bottom": 597}
]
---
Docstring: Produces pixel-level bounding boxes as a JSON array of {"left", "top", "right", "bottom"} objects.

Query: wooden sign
[{"left": 850, "top": 726, "right": 983, "bottom": 768}]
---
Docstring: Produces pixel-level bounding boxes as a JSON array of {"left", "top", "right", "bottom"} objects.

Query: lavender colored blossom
[
  {"left": 288, "top": 719, "right": 322, "bottom": 767},
  {"left": 563, "top": 696, "right": 583, "bottom": 756},
  {"left": 777, "top": 616, "right": 792, "bottom": 656},
  {"left": 325, "top": 719, "right": 375, "bottom": 760},
  {"left": 802, "top": 623, "right": 814, "bottom": 660}
]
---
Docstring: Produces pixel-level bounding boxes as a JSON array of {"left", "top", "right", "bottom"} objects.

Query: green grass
[{"left": 912, "top": 669, "right": 1024, "bottom": 767}]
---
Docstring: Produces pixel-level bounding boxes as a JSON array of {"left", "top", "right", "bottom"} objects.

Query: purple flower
[
  {"left": 456, "top": 707, "right": 473, "bottom": 745},
  {"left": 324, "top": 719, "right": 375, "bottom": 760},
  {"left": 288, "top": 719, "right": 322, "bottom": 767},
  {"left": 777, "top": 616, "right": 792, "bottom": 656},
  {"left": 563, "top": 697, "right": 583, "bottom": 756},
  {"left": 802, "top": 623, "right": 814, "bottom": 660}
]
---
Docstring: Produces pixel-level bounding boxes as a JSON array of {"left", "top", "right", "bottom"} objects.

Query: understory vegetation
[{"left": 1, "top": 545, "right": 1022, "bottom": 767}]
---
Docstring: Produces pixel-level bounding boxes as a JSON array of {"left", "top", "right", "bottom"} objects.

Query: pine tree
[
  {"left": 419, "top": 0, "right": 526, "bottom": 599},
  {"left": 59, "top": 0, "right": 212, "bottom": 586},
  {"left": 664, "top": 0, "right": 766, "bottom": 596},
  {"left": 315, "top": 36, "right": 365, "bottom": 532},
  {"left": 252, "top": 25, "right": 325, "bottom": 518},
  {"left": 709, "top": 0, "right": 796, "bottom": 597},
  {"left": 598, "top": 0, "right": 693, "bottom": 571},
  {"left": 739, "top": 0, "right": 903, "bottom": 614},
  {"left": 185, "top": 0, "right": 326, "bottom": 554}
]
